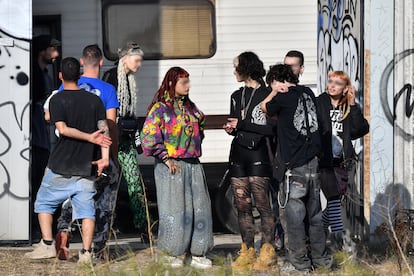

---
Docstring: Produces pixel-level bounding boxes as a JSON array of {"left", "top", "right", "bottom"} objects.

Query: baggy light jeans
[
  {"left": 154, "top": 159, "right": 213, "bottom": 257},
  {"left": 280, "top": 157, "right": 331, "bottom": 270}
]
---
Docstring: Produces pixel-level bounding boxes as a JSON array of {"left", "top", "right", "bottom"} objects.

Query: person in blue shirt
[{"left": 48, "top": 45, "right": 120, "bottom": 260}]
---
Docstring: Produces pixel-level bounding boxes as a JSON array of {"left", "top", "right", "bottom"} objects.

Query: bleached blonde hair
[{"left": 117, "top": 42, "right": 144, "bottom": 117}]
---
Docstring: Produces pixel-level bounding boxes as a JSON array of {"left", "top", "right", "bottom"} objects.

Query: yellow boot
[
  {"left": 253, "top": 243, "right": 277, "bottom": 271},
  {"left": 232, "top": 243, "right": 257, "bottom": 271}
]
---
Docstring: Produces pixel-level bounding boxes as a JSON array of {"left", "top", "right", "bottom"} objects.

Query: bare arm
[
  {"left": 92, "top": 119, "right": 110, "bottom": 175},
  {"left": 55, "top": 121, "right": 112, "bottom": 147},
  {"left": 261, "top": 81, "right": 289, "bottom": 114}
]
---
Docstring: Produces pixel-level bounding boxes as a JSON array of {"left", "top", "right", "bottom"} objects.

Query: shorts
[{"left": 35, "top": 168, "right": 96, "bottom": 220}]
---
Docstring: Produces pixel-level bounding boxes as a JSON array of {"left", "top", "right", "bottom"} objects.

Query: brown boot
[
  {"left": 253, "top": 243, "right": 277, "bottom": 271},
  {"left": 232, "top": 243, "right": 257, "bottom": 271}
]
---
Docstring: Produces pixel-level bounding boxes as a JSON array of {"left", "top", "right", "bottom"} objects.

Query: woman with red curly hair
[{"left": 141, "top": 67, "right": 213, "bottom": 269}]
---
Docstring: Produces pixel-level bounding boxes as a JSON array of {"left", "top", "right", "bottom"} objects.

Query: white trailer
[{"left": 0, "top": 0, "right": 318, "bottom": 241}]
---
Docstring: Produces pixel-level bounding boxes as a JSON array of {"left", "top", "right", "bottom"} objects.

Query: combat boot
[
  {"left": 253, "top": 242, "right": 277, "bottom": 271},
  {"left": 232, "top": 243, "right": 256, "bottom": 271}
]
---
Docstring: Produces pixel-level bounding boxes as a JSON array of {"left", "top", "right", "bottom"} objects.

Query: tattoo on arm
[{"left": 97, "top": 120, "right": 110, "bottom": 136}]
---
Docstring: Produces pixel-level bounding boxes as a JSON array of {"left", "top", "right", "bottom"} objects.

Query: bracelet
[{"left": 162, "top": 156, "right": 169, "bottom": 163}]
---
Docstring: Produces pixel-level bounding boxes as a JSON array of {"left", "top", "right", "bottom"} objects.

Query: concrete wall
[{"left": 369, "top": 0, "right": 414, "bottom": 235}]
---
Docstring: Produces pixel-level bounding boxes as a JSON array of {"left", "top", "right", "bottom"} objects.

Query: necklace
[{"left": 241, "top": 84, "right": 260, "bottom": 120}]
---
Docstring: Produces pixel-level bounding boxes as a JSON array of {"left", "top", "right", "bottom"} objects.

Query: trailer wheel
[{"left": 214, "top": 170, "right": 240, "bottom": 234}]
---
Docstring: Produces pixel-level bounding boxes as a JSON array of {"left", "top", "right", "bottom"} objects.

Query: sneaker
[
  {"left": 191, "top": 256, "right": 212, "bottom": 269},
  {"left": 232, "top": 243, "right": 257, "bottom": 271},
  {"left": 253, "top": 243, "right": 277, "bottom": 271},
  {"left": 78, "top": 250, "right": 93, "bottom": 265},
  {"left": 55, "top": 231, "right": 70, "bottom": 260},
  {"left": 161, "top": 256, "right": 184, "bottom": 268},
  {"left": 25, "top": 239, "right": 56, "bottom": 259}
]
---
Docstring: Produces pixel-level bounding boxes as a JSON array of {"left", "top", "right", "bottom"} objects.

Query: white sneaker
[
  {"left": 191, "top": 256, "right": 212, "bottom": 269},
  {"left": 78, "top": 250, "right": 93, "bottom": 265},
  {"left": 162, "top": 256, "right": 184, "bottom": 268},
  {"left": 25, "top": 239, "right": 56, "bottom": 259}
]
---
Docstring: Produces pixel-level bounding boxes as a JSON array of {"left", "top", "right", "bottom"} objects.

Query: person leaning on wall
[{"left": 316, "top": 70, "right": 369, "bottom": 251}]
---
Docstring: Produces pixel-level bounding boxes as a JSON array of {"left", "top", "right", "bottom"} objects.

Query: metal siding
[{"left": 33, "top": 0, "right": 317, "bottom": 164}]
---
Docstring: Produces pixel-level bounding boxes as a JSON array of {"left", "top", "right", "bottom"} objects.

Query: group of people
[
  {"left": 26, "top": 39, "right": 147, "bottom": 264},
  {"left": 26, "top": 35, "right": 369, "bottom": 272},
  {"left": 225, "top": 50, "right": 369, "bottom": 272}
]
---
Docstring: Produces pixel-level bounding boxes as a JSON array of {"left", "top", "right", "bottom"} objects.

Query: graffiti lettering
[
  {"left": 379, "top": 48, "right": 414, "bottom": 140},
  {"left": 394, "top": 84, "right": 414, "bottom": 119},
  {"left": 317, "top": 0, "right": 361, "bottom": 93},
  {"left": 0, "top": 30, "right": 30, "bottom": 201}
]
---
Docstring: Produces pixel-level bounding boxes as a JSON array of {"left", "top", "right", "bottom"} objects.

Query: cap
[{"left": 33, "top": 35, "right": 61, "bottom": 54}]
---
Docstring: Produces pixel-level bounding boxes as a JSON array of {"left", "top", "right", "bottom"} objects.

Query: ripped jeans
[{"left": 280, "top": 157, "right": 331, "bottom": 270}]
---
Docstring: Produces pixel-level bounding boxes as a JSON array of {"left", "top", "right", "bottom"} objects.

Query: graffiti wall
[
  {"left": 0, "top": 0, "right": 31, "bottom": 241},
  {"left": 318, "top": 0, "right": 414, "bottom": 237},
  {"left": 370, "top": 0, "right": 414, "bottom": 235},
  {"left": 317, "top": 0, "right": 366, "bottom": 239},
  {"left": 317, "top": 0, "right": 362, "bottom": 92}
]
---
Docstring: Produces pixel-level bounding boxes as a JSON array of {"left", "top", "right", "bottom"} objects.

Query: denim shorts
[{"left": 35, "top": 168, "right": 96, "bottom": 220}]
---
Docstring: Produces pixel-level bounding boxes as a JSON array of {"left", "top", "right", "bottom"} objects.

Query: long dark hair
[{"left": 147, "top": 67, "right": 195, "bottom": 113}]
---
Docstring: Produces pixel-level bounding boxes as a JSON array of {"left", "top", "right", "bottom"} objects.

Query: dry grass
[{"left": 3, "top": 244, "right": 414, "bottom": 276}]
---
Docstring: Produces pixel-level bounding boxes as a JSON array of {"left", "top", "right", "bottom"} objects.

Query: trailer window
[{"left": 102, "top": 0, "right": 216, "bottom": 60}]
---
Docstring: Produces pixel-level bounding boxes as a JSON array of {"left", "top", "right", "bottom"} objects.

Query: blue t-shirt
[{"left": 58, "top": 76, "right": 119, "bottom": 110}]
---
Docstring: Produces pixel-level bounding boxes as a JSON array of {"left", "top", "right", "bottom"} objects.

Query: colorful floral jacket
[{"left": 141, "top": 95, "right": 205, "bottom": 161}]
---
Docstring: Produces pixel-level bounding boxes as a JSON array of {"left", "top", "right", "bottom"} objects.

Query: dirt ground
[{"left": 0, "top": 244, "right": 410, "bottom": 276}]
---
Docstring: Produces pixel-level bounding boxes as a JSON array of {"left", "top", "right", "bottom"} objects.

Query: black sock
[
  {"left": 43, "top": 239, "right": 53, "bottom": 245},
  {"left": 81, "top": 248, "right": 92, "bottom": 254}
]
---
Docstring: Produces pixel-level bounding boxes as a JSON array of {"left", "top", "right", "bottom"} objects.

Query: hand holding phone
[
  {"left": 223, "top": 117, "right": 238, "bottom": 133},
  {"left": 346, "top": 85, "right": 356, "bottom": 105}
]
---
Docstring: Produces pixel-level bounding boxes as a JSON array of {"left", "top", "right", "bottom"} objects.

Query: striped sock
[
  {"left": 327, "top": 199, "right": 343, "bottom": 233},
  {"left": 322, "top": 208, "right": 329, "bottom": 232}
]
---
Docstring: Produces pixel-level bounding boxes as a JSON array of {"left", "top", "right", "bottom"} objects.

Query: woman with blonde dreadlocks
[
  {"left": 102, "top": 42, "right": 146, "bottom": 231},
  {"left": 316, "top": 71, "right": 369, "bottom": 250}
]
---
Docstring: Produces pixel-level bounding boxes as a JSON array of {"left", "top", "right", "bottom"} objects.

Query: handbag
[
  {"left": 266, "top": 138, "right": 286, "bottom": 182},
  {"left": 119, "top": 117, "right": 139, "bottom": 133},
  {"left": 236, "top": 131, "right": 263, "bottom": 150}
]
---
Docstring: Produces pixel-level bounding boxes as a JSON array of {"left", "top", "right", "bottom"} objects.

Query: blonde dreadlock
[{"left": 117, "top": 58, "right": 137, "bottom": 117}]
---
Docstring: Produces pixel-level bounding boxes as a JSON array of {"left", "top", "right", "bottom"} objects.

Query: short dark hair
[
  {"left": 32, "top": 35, "right": 61, "bottom": 56},
  {"left": 61, "top": 57, "right": 80, "bottom": 82},
  {"left": 266, "top": 64, "right": 299, "bottom": 85},
  {"left": 82, "top": 44, "right": 102, "bottom": 67},
  {"left": 285, "top": 50, "right": 304, "bottom": 66},
  {"left": 235, "top": 51, "right": 266, "bottom": 83}
]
